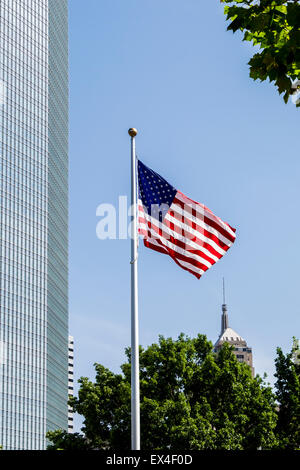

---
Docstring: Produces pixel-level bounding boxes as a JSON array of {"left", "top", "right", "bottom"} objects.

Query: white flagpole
[{"left": 128, "top": 128, "right": 140, "bottom": 450}]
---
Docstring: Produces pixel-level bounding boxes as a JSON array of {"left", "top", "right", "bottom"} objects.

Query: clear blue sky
[{"left": 69, "top": 0, "right": 300, "bottom": 430}]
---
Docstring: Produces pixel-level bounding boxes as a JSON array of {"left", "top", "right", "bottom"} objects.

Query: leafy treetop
[
  {"left": 47, "top": 334, "right": 278, "bottom": 450},
  {"left": 274, "top": 338, "right": 300, "bottom": 449},
  {"left": 221, "top": 0, "right": 300, "bottom": 104}
]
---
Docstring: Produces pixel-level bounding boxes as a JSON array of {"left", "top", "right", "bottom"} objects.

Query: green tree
[
  {"left": 47, "top": 334, "right": 278, "bottom": 450},
  {"left": 221, "top": 0, "right": 300, "bottom": 104},
  {"left": 46, "top": 430, "right": 90, "bottom": 451},
  {"left": 274, "top": 338, "right": 300, "bottom": 449}
]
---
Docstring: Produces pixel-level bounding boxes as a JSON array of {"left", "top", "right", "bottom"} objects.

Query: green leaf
[{"left": 221, "top": 0, "right": 300, "bottom": 106}]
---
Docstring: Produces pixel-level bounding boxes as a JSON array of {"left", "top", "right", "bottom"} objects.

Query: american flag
[{"left": 137, "top": 160, "right": 236, "bottom": 279}]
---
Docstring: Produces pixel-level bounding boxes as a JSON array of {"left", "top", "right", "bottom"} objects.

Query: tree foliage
[
  {"left": 274, "top": 338, "right": 300, "bottom": 449},
  {"left": 47, "top": 334, "right": 278, "bottom": 450},
  {"left": 46, "top": 430, "right": 90, "bottom": 451},
  {"left": 221, "top": 0, "right": 300, "bottom": 104}
]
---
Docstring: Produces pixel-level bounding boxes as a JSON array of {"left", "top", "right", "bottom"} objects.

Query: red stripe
[
  {"left": 164, "top": 216, "right": 225, "bottom": 260},
  {"left": 143, "top": 230, "right": 210, "bottom": 273},
  {"left": 139, "top": 213, "right": 223, "bottom": 262},
  {"left": 168, "top": 206, "right": 232, "bottom": 251},
  {"left": 138, "top": 228, "right": 148, "bottom": 237},
  {"left": 146, "top": 238, "right": 203, "bottom": 279},
  {"left": 176, "top": 190, "right": 236, "bottom": 234},
  {"left": 165, "top": 246, "right": 209, "bottom": 273},
  {"left": 141, "top": 216, "right": 217, "bottom": 266},
  {"left": 139, "top": 199, "right": 235, "bottom": 248},
  {"left": 172, "top": 257, "right": 202, "bottom": 280},
  {"left": 173, "top": 195, "right": 236, "bottom": 243},
  {"left": 144, "top": 239, "right": 169, "bottom": 255}
]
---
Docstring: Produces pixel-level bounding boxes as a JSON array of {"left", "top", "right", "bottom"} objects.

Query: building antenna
[
  {"left": 222, "top": 277, "right": 226, "bottom": 305},
  {"left": 221, "top": 277, "right": 228, "bottom": 332}
]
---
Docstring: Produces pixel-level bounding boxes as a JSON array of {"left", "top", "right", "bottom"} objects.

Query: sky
[{"left": 68, "top": 0, "right": 300, "bottom": 431}]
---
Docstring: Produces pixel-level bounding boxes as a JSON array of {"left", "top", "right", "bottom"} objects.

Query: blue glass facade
[{"left": 0, "top": 0, "right": 68, "bottom": 449}]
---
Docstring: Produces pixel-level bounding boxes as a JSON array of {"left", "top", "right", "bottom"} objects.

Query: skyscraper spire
[
  {"left": 221, "top": 278, "right": 229, "bottom": 334},
  {"left": 214, "top": 281, "right": 254, "bottom": 376}
]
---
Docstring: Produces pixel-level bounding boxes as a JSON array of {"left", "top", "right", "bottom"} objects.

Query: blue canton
[{"left": 138, "top": 160, "right": 177, "bottom": 222}]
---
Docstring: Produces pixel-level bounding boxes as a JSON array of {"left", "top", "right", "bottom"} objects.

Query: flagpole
[{"left": 128, "top": 127, "right": 140, "bottom": 450}]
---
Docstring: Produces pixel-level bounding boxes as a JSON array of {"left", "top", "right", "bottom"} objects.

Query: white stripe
[
  {"left": 139, "top": 212, "right": 220, "bottom": 263},
  {"left": 173, "top": 257, "right": 205, "bottom": 276},
  {"left": 164, "top": 212, "right": 227, "bottom": 256},
  {"left": 144, "top": 237, "right": 169, "bottom": 255},
  {"left": 139, "top": 216, "right": 213, "bottom": 269},
  {"left": 171, "top": 201, "right": 234, "bottom": 246},
  {"left": 138, "top": 226, "right": 148, "bottom": 237},
  {"left": 138, "top": 202, "right": 230, "bottom": 256},
  {"left": 146, "top": 238, "right": 204, "bottom": 275},
  {"left": 176, "top": 192, "right": 236, "bottom": 239}
]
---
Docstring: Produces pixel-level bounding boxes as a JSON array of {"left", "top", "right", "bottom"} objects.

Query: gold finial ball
[{"left": 128, "top": 128, "right": 138, "bottom": 137}]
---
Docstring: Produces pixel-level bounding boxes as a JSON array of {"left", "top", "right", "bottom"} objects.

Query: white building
[{"left": 214, "top": 300, "right": 254, "bottom": 377}]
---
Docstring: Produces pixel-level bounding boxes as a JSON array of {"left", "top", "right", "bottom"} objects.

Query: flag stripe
[
  {"left": 140, "top": 219, "right": 213, "bottom": 270},
  {"left": 175, "top": 192, "right": 236, "bottom": 241},
  {"left": 144, "top": 238, "right": 169, "bottom": 256},
  {"left": 138, "top": 211, "right": 219, "bottom": 264},
  {"left": 144, "top": 238, "right": 205, "bottom": 277},
  {"left": 170, "top": 201, "right": 234, "bottom": 247},
  {"left": 165, "top": 209, "right": 230, "bottom": 254},
  {"left": 138, "top": 200, "right": 233, "bottom": 257},
  {"left": 172, "top": 257, "right": 203, "bottom": 279},
  {"left": 139, "top": 218, "right": 215, "bottom": 270},
  {"left": 176, "top": 190, "right": 236, "bottom": 236},
  {"left": 163, "top": 215, "right": 224, "bottom": 260}
]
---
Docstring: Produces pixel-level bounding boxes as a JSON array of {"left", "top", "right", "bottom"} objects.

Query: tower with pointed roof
[{"left": 214, "top": 281, "right": 254, "bottom": 376}]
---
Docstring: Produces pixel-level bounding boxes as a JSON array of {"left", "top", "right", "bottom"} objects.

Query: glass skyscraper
[{"left": 0, "top": 0, "right": 69, "bottom": 449}]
